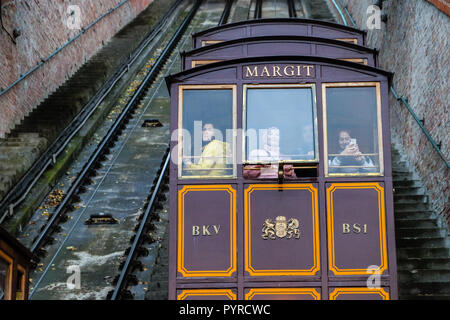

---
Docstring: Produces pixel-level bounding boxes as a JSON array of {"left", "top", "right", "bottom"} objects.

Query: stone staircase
[
  {"left": 392, "top": 145, "right": 450, "bottom": 300},
  {"left": 0, "top": 133, "right": 48, "bottom": 200},
  {"left": 145, "top": 227, "right": 169, "bottom": 300}
]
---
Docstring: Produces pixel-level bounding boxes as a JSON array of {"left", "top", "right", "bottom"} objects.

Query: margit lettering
[{"left": 244, "top": 64, "right": 315, "bottom": 78}]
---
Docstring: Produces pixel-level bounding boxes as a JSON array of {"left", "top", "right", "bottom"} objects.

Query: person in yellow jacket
[{"left": 184, "top": 123, "right": 232, "bottom": 177}]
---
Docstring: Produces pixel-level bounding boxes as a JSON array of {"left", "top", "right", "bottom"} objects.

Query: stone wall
[
  {"left": 339, "top": 0, "right": 449, "bottom": 220},
  {"left": 0, "top": 0, "right": 153, "bottom": 138}
]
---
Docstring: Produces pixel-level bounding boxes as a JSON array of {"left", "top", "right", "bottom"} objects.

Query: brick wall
[
  {"left": 0, "top": 0, "right": 153, "bottom": 138},
  {"left": 339, "top": 0, "right": 449, "bottom": 220}
]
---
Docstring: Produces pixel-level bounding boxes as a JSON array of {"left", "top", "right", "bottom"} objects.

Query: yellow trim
[
  {"left": 329, "top": 287, "right": 389, "bottom": 300},
  {"left": 0, "top": 249, "right": 13, "bottom": 300},
  {"left": 335, "top": 38, "right": 358, "bottom": 44},
  {"left": 177, "top": 185, "right": 237, "bottom": 277},
  {"left": 340, "top": 58, "right": 369, "bottom": 65},
  {"left": 322, "top": 82, "right": 384, "bottom": 177},
  {"left": 177, "top": 289, "right": 237, "bottom": 300},
  {"left": 244, "top": 184, "right": 320, "bottom": 276},
  {"left": 326, "top": 183, "right": 388, "bottom": 275},
  {"left": 201, "top": 40, "right": 224, "bottom": 47},
  {"left": 246, "top": 288, "right": 321, "bottom": 300},
  {"left": 191, "top": 60, "right": 222, "bottom": 68}
]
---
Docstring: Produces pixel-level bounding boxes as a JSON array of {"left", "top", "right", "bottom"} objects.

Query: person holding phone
[{"left": 329, "top": 129, "right": 375, "bottom": 173}]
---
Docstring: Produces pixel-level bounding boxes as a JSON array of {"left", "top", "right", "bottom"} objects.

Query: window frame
[
  {"left": 0, "top": 250, "right": 13, "bottom": 300},
  {"left": 178, "top": 84, "right": 237, "bottom": 179},
  {"left": 322, "top": 82, "right": 384, "bottom": 177},
  {"left": 15, "top": 265, "right": 26, "bottom": 300},
  {"left": 242, "top": 83, "right": 319, "bottom": 165}
]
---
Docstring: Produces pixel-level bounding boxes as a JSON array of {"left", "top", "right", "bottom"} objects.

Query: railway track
[
  {"left": 0, "top": 0, "right": 184, "bottom": 225},
  {"left": 11, "top": 0, "right": 232, "bottom": 300},
  {"left": 5, "top": 0, "right": 314, "bottom": 301},
  {"left": 27, "top": 0, "right": 200, "bottom": 258}
]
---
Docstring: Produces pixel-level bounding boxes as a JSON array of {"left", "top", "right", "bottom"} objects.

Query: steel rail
[
  {"left": 330, "top": 0, "right": 449, "bottom": 169},
  {"left": 287, "top": 0, "right": 297, "bottom": 18},
  {"left": 0, "top": 0, "right": 183, "bottom": 224},
  {"left": 28, "top": 0, "right": 203, "bottom": 254},
  {"left": 390, "top": 87, "right": 449, "bottom": 169},
  {"left": 330, "top": 0, "right": 348, "bottom": 26},
  {"left": 110, "top": 153, "right": 170, "bottom": 300},
  {"left": 254, "top": 0, "right": 262, "bottom": 19},
  {"left": 218, "top": 0, "right": 234, "bottom": 26}
]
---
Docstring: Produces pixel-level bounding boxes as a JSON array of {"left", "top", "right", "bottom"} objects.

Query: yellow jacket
[{"left": 185, "top": 140, "right": 232, "bottom": 176}]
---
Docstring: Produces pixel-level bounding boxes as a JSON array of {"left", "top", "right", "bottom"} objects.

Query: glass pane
[
  {"left": 245, "top": 87, "right": 316, "bottom": 162},
  {"left": 181, "top": 89, "right": 234, "bottom": 178},
  {"left": 325, "top": 86, "right": 381, "bottom": 175}
]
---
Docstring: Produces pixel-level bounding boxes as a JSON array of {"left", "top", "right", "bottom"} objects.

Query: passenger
[
  {"left": 243, "top": 127, "right": 295, "bottom": 179},
  {"left": 183, "top": 123, "right": 231, "bottom": 176},
  {"left": 329, "top": 129, "right": 376, "bottom": 173}
]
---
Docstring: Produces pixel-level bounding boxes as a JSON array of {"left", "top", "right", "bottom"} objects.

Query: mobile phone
[{"left": 350, "top": 138, "right": 357, "bottom": 146}]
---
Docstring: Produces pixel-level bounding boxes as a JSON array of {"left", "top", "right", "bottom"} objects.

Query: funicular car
[
  {"left": 191, "top": 18, "right": 367, "bottom": 48},
  {"left": 182, "top": 35, "right": 378, "bottom": 70},
  {"left": 167, "top": 19, "right": 397, "bottom": 300}
]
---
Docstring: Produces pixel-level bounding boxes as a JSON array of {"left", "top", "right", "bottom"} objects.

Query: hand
[
  {"left": 283, "top": 164, "right": 294, "bottom": 177},
  {"left": 342, "top": 144, "right": 363, "bottom": 162},
  {"left": 351, "top": 144, "right": 363, "bottom": 162},
  {"left": 243, "top": 165, "right": 262, "bottom": 179}
]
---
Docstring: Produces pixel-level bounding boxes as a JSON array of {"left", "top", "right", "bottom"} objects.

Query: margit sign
[{"left": 243, "top": 64, "right": 315, "bottom": 79}]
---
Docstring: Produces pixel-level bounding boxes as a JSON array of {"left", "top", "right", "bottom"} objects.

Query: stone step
[
  {"left": 396, "top": 227, "right": 447, "bottom": 238},
  {"left": 393, "top": 172, "right": 414, "bottom": 179},
  {"left": 399, "top": 294, "right": 450, "bottom": 300},
  {"left": 398, "top": 257, "right": 450, "bottom": 271},
  {"left": 394, "top": 210, "right": 436, "bottom": 220},
  {"left": 393, "top": 179, "right": 423, "bottom": 188},
  {"left": 397, "top": 247, "right": 450, "bottom": 259},
  {"left": 394, "top": 194, "right": 428, "bottom": 204},
  {"left": 399, "top": 282, "right": 450, "bottom": 295},
  {"left": 396, "top": 236, "right": 450, "bottom": 249},
  {"left": 395, "top": 218, "right": 439, "bottom": 229},
  {"left": 0, "top": 174, "right": 15, "bottom": 194},
  {"left": 392, "top": 167, "right": 411, "bottom": 174},
  {"left": 394, "top": 203, "right": 429, "bottom": 212},
  {"left": 0, "top": 169, "right": 19, "bottom": 182},
  {"left": 399, "top": 269, "right": 450, "bottom": 282},
  {"left": 394, "top": 186, "right": 425, "bottom": 195}
]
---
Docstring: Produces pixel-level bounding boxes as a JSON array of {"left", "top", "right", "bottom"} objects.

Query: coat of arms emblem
[{"left": 262, "top": 216, "right": 300, "bottom": 240}]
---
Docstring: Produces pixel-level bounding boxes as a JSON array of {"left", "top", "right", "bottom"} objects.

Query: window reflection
[
  {"left": 243, "top": 86, "right": 316, "bottom": 180},
  {"left": 181, "top": 88, "right": 235, "bottom": 178},
  {"left": 245, "top": 87, "right": 317, "bottom": 162},
  {"left": 324, "top": 84, "right": 382, "bottom": 176}
]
